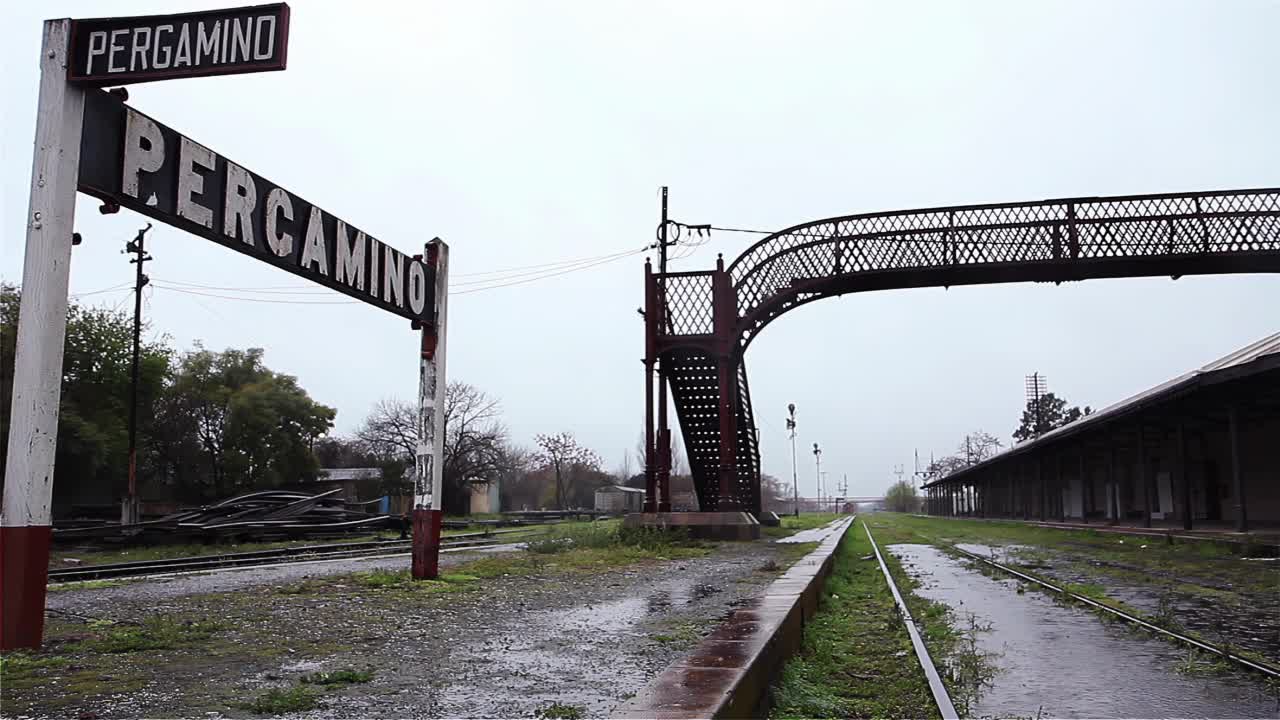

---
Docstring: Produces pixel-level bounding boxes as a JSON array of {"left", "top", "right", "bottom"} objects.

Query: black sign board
[
  {"left": 78, "top": 90, "right": 434, "bottom": 323},
  {"left": 68, "top": 4, "right": 289, "bottom": 85}
]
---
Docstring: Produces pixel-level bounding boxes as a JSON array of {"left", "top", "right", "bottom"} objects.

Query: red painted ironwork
[
  {"left": 648, "top": 188, "right": 1280, "bottom": 515},
  {"left": 0, "top": 526, "right": 52, "bottom": 650}
]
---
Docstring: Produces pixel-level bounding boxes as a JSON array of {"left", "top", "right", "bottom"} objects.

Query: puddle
[
  {"left": 968, "top": 542, "right": 1280, "bottom": 661},
  {"left": 892, "top": 544, "right": 1279, "bottom": 719},
  {"left": 428, "top": 564, "right": 764, "bottom": 718}
]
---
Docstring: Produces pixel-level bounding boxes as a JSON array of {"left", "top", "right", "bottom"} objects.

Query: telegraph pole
[
  {"left": 787, "top": 403, "right": 798, "bottom": 516},
  {"left": 123, "top": 223, "right": 152, "bottom": 526},
  {"left": 655, "top": 187, "right": 672, "bottom": 511}
]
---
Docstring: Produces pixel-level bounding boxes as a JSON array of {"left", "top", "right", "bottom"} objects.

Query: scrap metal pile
[{"left": 54, "top": 489, "right": 401, "bottom": 543}]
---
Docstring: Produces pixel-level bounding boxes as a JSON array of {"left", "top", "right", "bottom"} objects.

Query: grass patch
[
  {"left": 81, "top": 616, "right": 224, "bottom": 653},
  {"left": 345, "top": 568, "right": 477, "bottom": 594},
  {"left": 537, "top": 702, "right": 585, "bottom": 719},
  {"left": 0, "top": 652, "right": 70, "bottom": 673},
  {"left": 651, "top": 620, "right": 703, "bottom": 647},
  {"left": 46, "top": 579, "right": 125, "bottom": 592},
  {"left": 300, "top": 668, "right": 374, "bottom": 685},
  {"left": 243, "top": 685, "right": 321, "bottom": 714}
]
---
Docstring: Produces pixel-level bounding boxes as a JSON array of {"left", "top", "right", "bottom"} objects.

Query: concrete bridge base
[{"left": 624, "top": 511, "right": 761, "bottom": 541}]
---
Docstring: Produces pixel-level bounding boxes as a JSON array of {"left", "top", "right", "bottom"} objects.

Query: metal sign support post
[
  {"left": 1, "top": 19, "right": 86, "bottom": 651},
  {"left": 412, "top": 239, "right": 449, "bottom": 580}
]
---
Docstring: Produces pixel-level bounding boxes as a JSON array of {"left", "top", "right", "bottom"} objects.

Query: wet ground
[
  {"left": 970, "top": 541, "right": 1280, "bottom": 662},
  {"left": 892, "top": 543, "right": 1280, "bottom": 719},
  {"left": 25, "top": 541, "right": 791, "bottom": 719}
]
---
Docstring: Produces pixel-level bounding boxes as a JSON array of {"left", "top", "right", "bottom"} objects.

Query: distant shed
[{"left": 595, "top": 485, "right": 646, "bottom": 514}]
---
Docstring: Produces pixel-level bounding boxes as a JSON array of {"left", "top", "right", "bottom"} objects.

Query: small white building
[
  {"left": 470, "top": 479, "right": 500, "bottom": 514},
  {"left": 594, "top": 485, "right": 646, "bottom": 514}
]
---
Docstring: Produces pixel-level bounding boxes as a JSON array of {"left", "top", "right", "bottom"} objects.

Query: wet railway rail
[
  {"left": 864, "top": 523, "right": 960, "bottom": 720},
  {"left": 47, "top": 526, "right": 548, "bottom": 583},
  {"left": 939, "top": 540, "right": 1280, "bottom": 680},
  {"left": 860, "top": 517, "right": 1280, "bottom": 717}
]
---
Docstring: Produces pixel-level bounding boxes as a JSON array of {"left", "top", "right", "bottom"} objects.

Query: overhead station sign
[
  {"left": 78, "top": 90, "right": 434, "bottom": 323},
  {"left": 68, "top": 3, "right": 289, "bottom": 85}
]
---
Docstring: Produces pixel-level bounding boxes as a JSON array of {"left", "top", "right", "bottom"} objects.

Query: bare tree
[
  {"left": 633, "top": 425, "right": 688, "bottom": 477},
  {"left": 963, "top": 430, "right": 1003, "bottom": 464},
  {"left": 927, "top": 430, "right": 1005, "bottom": 480},
  {"left": 534, "top": 431, "right": 601, "bottom": 510},
  {"left": 355, "top": 382, "right": 510, "bottom": 513},
  {"left": 441, "top": 382, "right": 509, "bottom": 513},
  {"left": 355, "top": 398, "right": 417, "bottom": 460}
]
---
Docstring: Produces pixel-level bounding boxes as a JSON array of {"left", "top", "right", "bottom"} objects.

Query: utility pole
[
  {"left": 655, "top": 188, "right": 671, "bottom": 512},
  {"left": 787, "top": 403, "right": 799, "bottom": 516},
  {"left": 1025, "top": 372, "right": 1048, "bottom": 438},
  {"left": 123, "top": 223, "right": 152, "bottom": 526},
  {"left": 812, "top": 442, "right": 822, "bottom": 510},
  {"left": 648, "top": 187, "right": 710, "bottom": 511}
]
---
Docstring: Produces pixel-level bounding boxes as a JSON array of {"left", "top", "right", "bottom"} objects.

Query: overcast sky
[{"left": 3, "top": 1, "right": 1277, "bottom": 499}]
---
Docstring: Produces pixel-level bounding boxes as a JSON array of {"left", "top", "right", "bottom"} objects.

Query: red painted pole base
[
  {"left": 1, "top": 525, "right": 52, "bottom": 650},
  {"left": 411, "top": 509, "right": 443, "bottom": 580}
]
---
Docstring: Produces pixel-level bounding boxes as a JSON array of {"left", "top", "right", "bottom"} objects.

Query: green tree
[
  {"left": 0, "top": 284, "right": 171, "bottom": 508},
  {"left": 153, "top": 346, "right": 335, "bottom": 499},
  {"left": 1013, "top": 392, "right": 1093, "bottom": 442},
  {"left": 884, "top": 480, "right": 919, "bottom": 513}
]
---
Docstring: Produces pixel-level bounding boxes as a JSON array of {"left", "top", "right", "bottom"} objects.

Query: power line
[{"left": 452, "top": 248, "right": 647, "bottom": 294}]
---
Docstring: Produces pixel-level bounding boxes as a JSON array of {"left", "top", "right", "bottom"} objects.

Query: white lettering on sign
[
  {"left": 177, "top": 136, "right": 215, "bottom": 228},
  {"left": 408, "top": 260, "right": 426, "bottom": 315},
  {"left": 368, "top": 238, "right": 382, "bottom": 298},
  {"left": 196, "top": 21, "right": 220, "bottom": 65},
  {"left": 94, "top": 97, "right": 436, "bottom": 322},
  {"left": 72, "top": 8, "right": 289, "bottom": 83},
  {"left": 223, "top": 162, "right": 256, "bottom": 246},
  {"left": 108, "top": 29, "right": 128, "bottom": 73},
  {"left": 265, "top": 188, "right": 295, "bottom": 257},
  {"left": 122, "top": 109, "right": 164, "bottom": 198},
  {"left": 174, "top": 23, "right": 193, "bottom": 67},
  {"left": 152, "top": 25, "right": 174, "bottom": 68},
  {"left": 253, "top": 17, "right": 276, "bottom": 60},
  {"left": 130, "top": 27, "right": 152, "bottom": 71},
  {"left": 231, "top": 17, "right": 251, "bottom": 63},
  {"left": 384, "top": 245, "right": 405, "bottom": 308},
  {"left": 87, "top": 31, "right": 108, "bottom": 74},
  {"left": 335, "top": 221, "right": 366, "bottom": 291},
  {"left": 301, "top": 206, "right": 329, "bottom": 276}
]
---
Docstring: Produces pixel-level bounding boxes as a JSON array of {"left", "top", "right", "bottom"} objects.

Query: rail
[
  {"left": 47, "top": 527, "right": 547, "bottom": 583},
  {"left": 864, "top": 523, "right": 959, "bottom": 720}
]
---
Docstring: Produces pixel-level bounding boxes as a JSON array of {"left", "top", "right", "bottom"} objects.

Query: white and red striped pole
[
  {"left": 412, "top": 239, "right": 448, "bottom": 579},
  {"left": 2, "top": 19, "right": 85, "bottom": 651}
]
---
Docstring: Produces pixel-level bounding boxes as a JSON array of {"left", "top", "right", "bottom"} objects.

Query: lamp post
[
  {"left": 787, "top": 404, "right": 798, "bottom": 516},
  {"left": 812, "top": 442, "right": 822, "bottom": 511}
]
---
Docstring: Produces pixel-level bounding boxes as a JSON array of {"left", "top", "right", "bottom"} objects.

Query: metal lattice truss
[{"left": 651, "top": 188, "right": 1280, "bottom": 514}]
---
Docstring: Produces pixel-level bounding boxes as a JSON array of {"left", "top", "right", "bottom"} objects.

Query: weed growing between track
[
  {"left": 865, "top": 512, "right": 1280, "bottom": 675},
  {"left": 769, "top": 520, "right": 941, "bottom": 719}
]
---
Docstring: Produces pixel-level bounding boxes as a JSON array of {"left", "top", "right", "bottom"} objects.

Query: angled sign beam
[{"left": 78, "top": 90, "right": 435, "bottom": 323}]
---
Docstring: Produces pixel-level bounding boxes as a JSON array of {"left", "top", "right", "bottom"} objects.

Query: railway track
[
  {"left": 864, "top": 519, "right": 1280, "bottom": 720},
  {"left": 864, "top": 522, "right": 959, "bottom": 720},
  {"left": 941, "top": 541, "right": 1280, "bottom": 680},
  {"left": 47, "top": 526, "right": 547, "bottom": 584}
]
